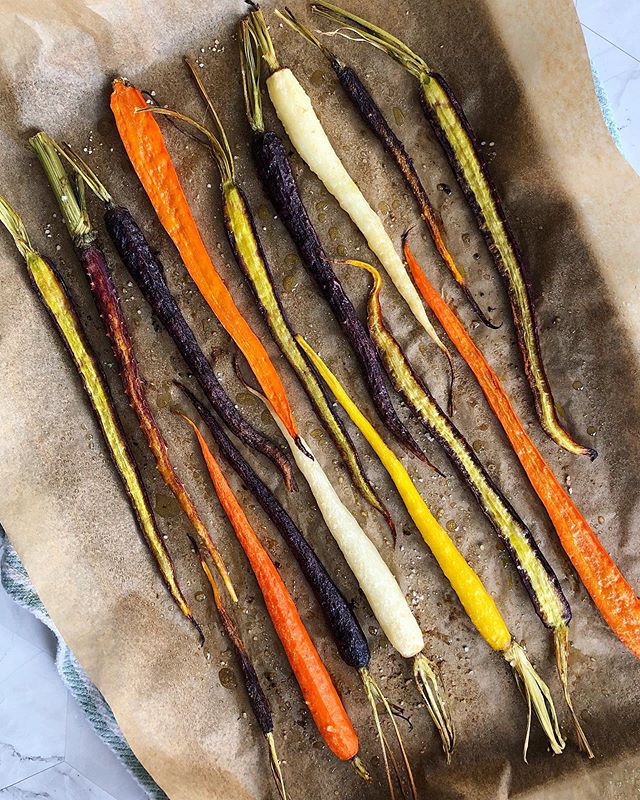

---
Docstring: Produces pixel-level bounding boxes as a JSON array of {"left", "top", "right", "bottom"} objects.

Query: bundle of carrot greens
[{"left": 5, "top": 0, "right": 640, "bottom": 794}]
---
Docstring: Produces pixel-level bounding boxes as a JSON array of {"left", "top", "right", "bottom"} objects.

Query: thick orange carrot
[
  {"left": 182, "top": 415, "right": 360, "bottom": 761},
  {"left": 110, "top": 78, "right": 299, "bottom": 445},
  {"left": 404, "top": 238, "right": 640, "bottom": 659}
]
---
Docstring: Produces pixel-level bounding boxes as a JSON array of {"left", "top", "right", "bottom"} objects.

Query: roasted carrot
[
  {"left": 110, "top": 78, "right": 303, "bottom": 460},
  {"left": 346, "top": 257, "right": 594, "bottom": 754},
  {"left": 312, "top": 1, "right": 593, "bottom": 459},
  {"left": 179, "top": 384, "right": 420, "bottom": 790},
  {"left": 278, "top": 7, "right": 496, "bottom": 328},
  {"left": 405, "top": 237, "right": 640, "bottom": 668},
  {"left": 188, "top": 535, "right": 288, "bottom": 800},
  {"left": 142, "top": 57, "right": 391, "bottom": 528},
  {"left": 0, "top": 195, "right": 200, "bottom": 639},
  {"left": 249, "top": 8, "right": 451, "bottom": 374},
  {"left": 30, "top": 131, "right": 235, "bottom": 602},
  {"left": 54, "top": 141, "right": 295, "bottom": 492},
  {"left": 298, "top": 333, "right": 566, "bottom": 758},
  {"left": 242, "top": 16, "right": 432, "bottom": 458},
  {"left": 182, "top": 415, "right": 364, "bottom": 768}
]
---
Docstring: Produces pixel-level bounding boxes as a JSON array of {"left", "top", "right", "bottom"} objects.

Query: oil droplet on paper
[{"left": 218, "top": 667, "right": 237, "bottom": 689}]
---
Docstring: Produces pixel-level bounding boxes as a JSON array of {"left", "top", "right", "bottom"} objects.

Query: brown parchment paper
[{"left": 1, "top": 0, "right": 640, "bottom": 797}]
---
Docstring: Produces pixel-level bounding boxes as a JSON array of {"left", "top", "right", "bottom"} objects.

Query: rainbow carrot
[
  {"left": 182, "top": 416, "right": 366, "bottom": 771},
  {"left": 110, "top": 78, "right": 303, "bottom": 458},
  {"left": 404, "top": 237, "right": 640, "bottom": 669}
]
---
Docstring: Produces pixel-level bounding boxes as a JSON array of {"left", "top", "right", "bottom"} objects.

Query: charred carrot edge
[
  {"left": 188, "top": 535, "right": 288, "bottom": 800},
  {"left": 110, "top": 78, "right": 301, "bottom": 454},
  {"left": 311, "top": 1, "right": 594, "bottom": 459},
  {"left": 55, "top": 143, "right": 296, "bottom": 494},
  {"left": 346, "top": 256, "right": 571, "bottom": 621},
  {"left": 241, "top": 18, "right": 431, "bottom": 465},
  {"left": 182, "top": 415, "right": 362, "bottom": 765},
  {"left": 148, "top": 57, "right": 392, "bottom": 530},
  {"left": 30, "top": 132, "right": 236, "bottom": 603},
  {"left": 297, "top": 333, "right": 566, "bottom": 758},
  {"left": 404, "top": 238, "right": 640, "bottom": 749},
  {"left": 0, "top": 195, "right": 201, "bottom": 640},
  {"left": 278, "top": 8, "right": 496, "bottom": 329}
]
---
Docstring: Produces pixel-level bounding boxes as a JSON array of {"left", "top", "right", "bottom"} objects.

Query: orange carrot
[
  {"left": 182, "top": 415, "right": 361, "bottom": 763},
  {"left": 110, "top": 78, "right": 299, "bottom": 446},
  {"left": 404, "top": 237, "right": 640, "bottom": 659}
]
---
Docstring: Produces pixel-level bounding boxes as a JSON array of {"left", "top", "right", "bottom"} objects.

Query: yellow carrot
[{"left": 297, "top": 334, "right": 565, "bottom": 757}]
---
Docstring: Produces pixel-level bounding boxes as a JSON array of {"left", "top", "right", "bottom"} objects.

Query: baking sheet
[{"left": 1, "top": 0, "right": 639, "bottom": 797}]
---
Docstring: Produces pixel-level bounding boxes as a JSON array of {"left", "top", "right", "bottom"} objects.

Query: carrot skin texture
[
  {"left": 329, "top": 62, "right": 494, "bottom": 328},
  {"left": 104, "top": 205, "right": 295, "bottom": 489},
  {"left": 110, "top": 79, "right": 299, "bottom": 446},
  {"left": 21, "top": 252, "right": 194, "bottom": 625},
  {"left": 190, "top": 424, "right": 359, "bottom": 760},
  {"left": 417, "top": 72, "right": 593, "bottom": 458},
  {"left": 220, "top": 182, "right": 387, "bottom": 520},
  {"left": 178, "top": 383, "right": 371, "bottom": 670},
  {"left": 74, "top": 239, "right": 233, "bottom": 598},
  {"left": 358, "top": 259, "right": 570, "bottom": 630},
  {"left": 251, "top": 129, "right": 426, "bottom": 462},
  {"left": 405, "top": 242, "right": 640, "bottom": 658}
]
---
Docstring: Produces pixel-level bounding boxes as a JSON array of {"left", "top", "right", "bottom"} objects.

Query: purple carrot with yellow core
[
  {"left": 0, "top": 194, "right": 201, "bottom": 639},
  {"left": 312, "top": 0, "right": 594, "bottom": 459},
  {"left": 54, "top": 141, "right": 296, "bottom": 494},
  {"left": 29, "top": 131, "right": 235, "bottom": 602},
  {"left": 278, "top": 6, "right": 496, "bottom": 328},
  {"left": 138, "top": 55, "right": 393, "bottom": 532},
  {"left": 339, "top": 256, "right": 590, "bottom": 755}
]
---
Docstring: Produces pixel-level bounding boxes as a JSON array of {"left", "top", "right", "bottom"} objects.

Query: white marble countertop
[{"left": 1, "top": 1, "right": 638, "bottom": 797}]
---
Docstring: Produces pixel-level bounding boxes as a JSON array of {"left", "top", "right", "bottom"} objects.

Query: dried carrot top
[{"left": 110, "top": 78, "right": 301, "bottom": 450}]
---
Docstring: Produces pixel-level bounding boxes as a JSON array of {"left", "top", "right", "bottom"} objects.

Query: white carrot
[
  {"left": 252, "top": 10, "right": 448, "bottom": 361},
  {"left": 249, "top": 383, "right": 456, "bottom": 760}
]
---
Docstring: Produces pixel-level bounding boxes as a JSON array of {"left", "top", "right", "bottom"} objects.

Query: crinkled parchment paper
[{"left": 1, "top": 0, "right": 639, "bottom": 797}]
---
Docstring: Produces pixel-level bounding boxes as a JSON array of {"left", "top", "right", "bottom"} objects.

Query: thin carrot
[
  {"left": 110, "top": 78, "right": 301, "bottom": 454},
  {"left": 181, "top": 415, "right": 363, "bottom": 767},
  {"left": 297, "top": 333, "right": 566, "bottom": 758},
  {"left": 0, "top": 195, "right": 200, "bottom": 640},
  {"left": 404, "top": 238, "right": 640, "bottom": 663}
]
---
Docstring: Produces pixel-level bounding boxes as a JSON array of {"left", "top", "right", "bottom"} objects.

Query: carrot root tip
[
  {"left": 553, "top": 626, "right": 594, "bottom": 758},
  {"left": 192, "top": 617, "right": 205, "bottom": 647},
  {"left": 504, "top": 641, "right": 565, "bottom": 759},
  {"left": 413, "top": 653, "right": 455, "bottom": 762},
  {"left": 265, "top": 731, "right": 289, "bottom": 800}
]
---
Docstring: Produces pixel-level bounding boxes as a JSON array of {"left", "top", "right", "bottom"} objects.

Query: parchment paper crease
[{"left": 1, "top": 1, "right": 639, "bottom": 798}]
